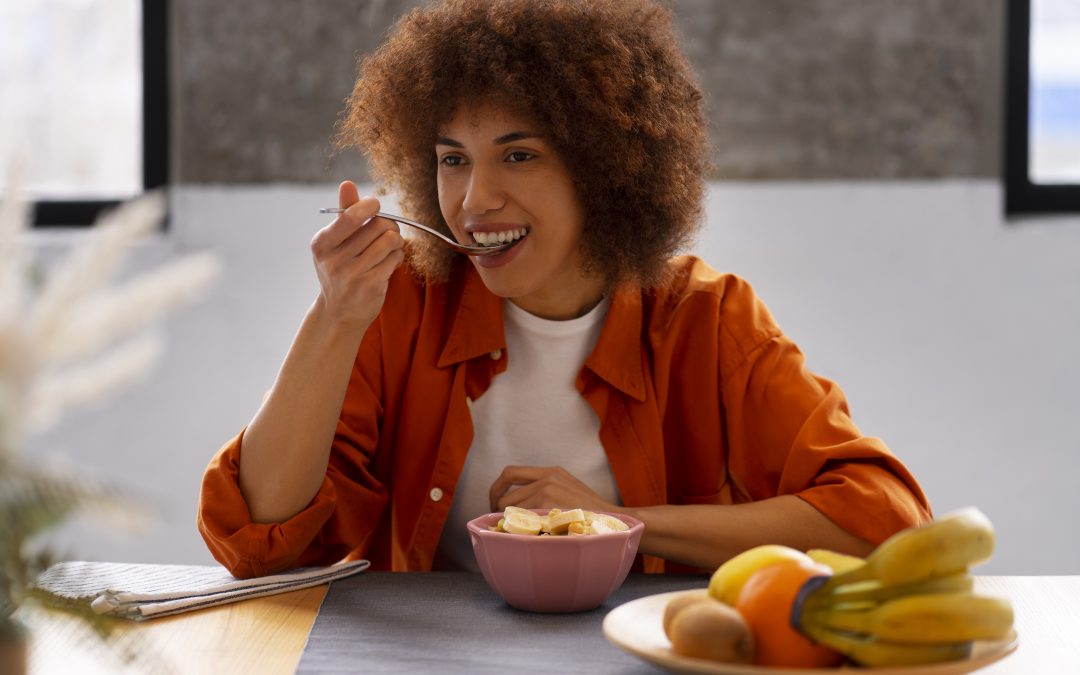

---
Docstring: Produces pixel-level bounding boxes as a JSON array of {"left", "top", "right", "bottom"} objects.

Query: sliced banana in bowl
[{"left": 490, "top": 507, "right": 630, "bottom": 536}]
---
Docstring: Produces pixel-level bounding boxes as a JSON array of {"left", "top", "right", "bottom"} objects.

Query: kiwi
[
  {"left": 662, "top": 590, "right": 710, "bottom": 640},
  {"left": 669, "top": 599, "right": 755, "bottom": 664}
]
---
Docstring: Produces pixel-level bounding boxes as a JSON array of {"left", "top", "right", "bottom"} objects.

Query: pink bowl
[{"left": 466, "top": 509, "right": 644, "bottom": 613}]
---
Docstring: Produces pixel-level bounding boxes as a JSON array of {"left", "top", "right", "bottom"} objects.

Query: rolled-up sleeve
[
  {"left": 197, "top": 430, "right": 342, "bottom": 577},
  {"left": 197, "top": 320, "right": 391, "bottom": 578}
]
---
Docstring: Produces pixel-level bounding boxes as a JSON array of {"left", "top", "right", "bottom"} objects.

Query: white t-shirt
[{"left": 434, "top": 297, "right": 622, "bottom": 571}]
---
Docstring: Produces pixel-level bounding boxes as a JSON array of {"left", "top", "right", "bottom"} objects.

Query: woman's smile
[
  {"left": 436, "top": 103, "right": 605, "bottom": 320},
  {"left": 466, "top": 223, "right": 530, "bottom": 248}
]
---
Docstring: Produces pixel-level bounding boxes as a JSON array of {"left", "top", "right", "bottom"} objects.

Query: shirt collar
[
  {"left": 437, "top": 264, "right": 506, "bottom": 368},
  {"left": 437, "top": 263, "right": 647, "bottom": 402},
  {"left": 584, "top": 283, "right": 647, "bottom": 402}
]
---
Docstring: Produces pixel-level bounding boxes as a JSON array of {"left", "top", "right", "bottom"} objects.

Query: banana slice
[
  {"left": 503, "top": 505, "right": 538, "bottom": 517},
  {"left": 587, "top": 519, "right": 615, "bottom": 535},
  {"left": 502, "top": 508, "right": 544, "bottom": 535},
  {"left": 545, "top": 508, "right": 586, "bottom": 534},
  {"left": 590, "top": 513, "right": 630, "bottom": 532}
]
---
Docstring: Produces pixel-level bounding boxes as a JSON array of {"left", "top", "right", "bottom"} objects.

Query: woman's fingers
[
  {"left": 494, "top": 480, "right": 544, "bottom": 511},
  {"left": 489, "top": 466, "right": 609, "bottom": 512},
  {"left": 495, "top": 478, "right": 599, "bottom": 512},
  {"left": 334, "top": 215, "right": 402, "bottom": 262},
  {"left": 310, "top": 185, "right": 405, "bottom": 327},
  {"left": 313, "top": 193, "right": 402, "bottom": 270},
  {"left": 326, "top": 229, "right": 405, "bottom": 291},
  {"left": 312, "top": 188, "right": 380, "bottom": 254},
  {"left": 489, "top": 466, "right": 547, "bottom": 510},
  {"left": 338, "top": 179, "right": 360, "bottom": 210},
  {"left": 365, "top": 238, "right": 406, "bottom": 280}
]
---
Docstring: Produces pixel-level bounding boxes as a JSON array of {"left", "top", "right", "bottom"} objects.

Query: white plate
[{"left": 603, "top": 589, "right": 1019, "bottom": 675}]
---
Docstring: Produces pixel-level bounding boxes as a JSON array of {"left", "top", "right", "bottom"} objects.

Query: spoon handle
[{"left": 318, "top": 208, "right": 511, "bottom": 257}]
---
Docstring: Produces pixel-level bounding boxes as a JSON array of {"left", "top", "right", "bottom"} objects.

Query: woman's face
[{"left": 436, "top": 102, "right": 604, "bottom": 320}]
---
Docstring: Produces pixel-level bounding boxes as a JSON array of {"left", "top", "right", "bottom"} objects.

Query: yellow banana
[
  {"left": 806, "top": 592, "right": 1014, "bottom": 644},
  {"left": 801, "top": 623, "right": 973, "bottom": 667},
  {"left": 821, "top": 508, "right": 995, "bottom": 591},
  {"left": 805, "top": 572, "right": 975, "bottom": 610},
  {"left": 806, "top": 548, "right": 864, "bottom": 574},
  {"left": 789, "top": 508, "right": 1006, "bottom": 667}
]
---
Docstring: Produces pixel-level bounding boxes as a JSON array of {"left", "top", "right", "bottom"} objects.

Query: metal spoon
[{"left": 319, "top": 208, "right": 515, "bottom": 257}]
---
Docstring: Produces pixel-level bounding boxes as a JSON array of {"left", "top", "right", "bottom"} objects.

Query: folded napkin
[{"left": 33, "top": 559, "right": 370, "bottom": 620}]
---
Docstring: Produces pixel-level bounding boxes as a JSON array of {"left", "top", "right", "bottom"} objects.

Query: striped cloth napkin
[{"left": 33, "top": 559, "right": 370, "bottom": 620}]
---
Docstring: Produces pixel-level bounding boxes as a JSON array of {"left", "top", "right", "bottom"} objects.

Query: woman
[{"left": 198, "top": 0, "right": 930, "bottom": 578}]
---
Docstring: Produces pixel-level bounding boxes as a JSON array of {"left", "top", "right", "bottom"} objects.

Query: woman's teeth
[{"left": 472, "top": 228, "right": 528, "bottom": 247}]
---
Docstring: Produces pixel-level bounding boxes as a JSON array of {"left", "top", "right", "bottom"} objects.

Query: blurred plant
[{"left": 0, "top": 182, "right": 219, "bottom": 646}]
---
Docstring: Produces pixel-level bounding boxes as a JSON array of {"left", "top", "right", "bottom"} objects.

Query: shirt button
[
  {"left": 489, "top": 348, "right": 502, "bottom": 360},
  {"left": 429, "top": 487, "right": 444, "bottom": 502}
]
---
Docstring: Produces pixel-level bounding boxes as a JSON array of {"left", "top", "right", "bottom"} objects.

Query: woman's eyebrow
[
  {"left": 493, "top": 131, "right": 540, "bottom": 145},
  {"left": 435, "top": 131, "right": 541, "bottom": 147}
]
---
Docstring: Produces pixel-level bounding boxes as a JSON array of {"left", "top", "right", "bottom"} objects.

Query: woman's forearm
[
  {"left": 236, "top": 187, "right": 403, "bottom": 524},
  {"left": 624, "top": 495, "right": 875, "bottom": 570},
  {"left": 238, "top": 297, "right": 368, "bottom": 523}
]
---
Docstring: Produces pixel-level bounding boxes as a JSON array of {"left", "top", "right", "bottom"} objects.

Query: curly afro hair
[{"left": 337, "top": 0, "right": 709, "bottom": 287}]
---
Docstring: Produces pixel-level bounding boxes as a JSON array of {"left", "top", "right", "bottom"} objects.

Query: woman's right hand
[{"left": 311, "top": 180, "right": 405, "bottom": 329}]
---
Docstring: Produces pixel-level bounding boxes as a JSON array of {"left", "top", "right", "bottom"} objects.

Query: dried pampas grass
[
  {"left": 0, "top": 186, "right": 221, "bottom": 447},
  {"left": 2, "top": 175, "right": 220, "bottom": 636}
]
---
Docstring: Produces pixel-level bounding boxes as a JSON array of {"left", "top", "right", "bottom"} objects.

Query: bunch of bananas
[{"left": 793, "top": 507, "right": 1015, "bottom": 667}]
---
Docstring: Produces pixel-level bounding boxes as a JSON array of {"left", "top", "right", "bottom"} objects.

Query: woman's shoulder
[
  {"left": 647, "top": 255, "right": 782, "bottom": 350},
  {"left": 652, "top": 255, "right": 764, "bottom": 310}
]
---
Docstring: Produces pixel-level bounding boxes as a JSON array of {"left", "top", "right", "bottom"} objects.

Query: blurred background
[{"left": 3, "top": 0, "right": 1079, "bottom": 574}]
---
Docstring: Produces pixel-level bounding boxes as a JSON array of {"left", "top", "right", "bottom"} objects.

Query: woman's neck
[{"left": 507, "top": 277, "right": 607, "bottom": 320}]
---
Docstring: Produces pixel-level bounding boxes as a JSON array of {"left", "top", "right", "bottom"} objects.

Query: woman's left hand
[{"left": 489, "top": 465, "right": 615, "bottom": 513}]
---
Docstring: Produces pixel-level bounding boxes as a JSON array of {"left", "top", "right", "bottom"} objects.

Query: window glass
[
  {"left": 0, "top": 0, "right": 142, "bottom": 200},
  {"left": 1030, "top": 0, "right": 1080, "bottom": 184}
]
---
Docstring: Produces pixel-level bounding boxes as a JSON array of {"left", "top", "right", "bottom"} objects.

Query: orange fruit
[{"left": 734, "top": 559, "right": 845, "bottom": 668}]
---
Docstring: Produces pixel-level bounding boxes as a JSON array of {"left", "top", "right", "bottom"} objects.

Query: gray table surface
[{"left": 296, "top": 571, "right": 708, "bottom": 674}]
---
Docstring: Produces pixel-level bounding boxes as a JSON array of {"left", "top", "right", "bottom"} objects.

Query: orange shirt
[{"left": 198, "top": 256, "right": 930, "bottom": 578}]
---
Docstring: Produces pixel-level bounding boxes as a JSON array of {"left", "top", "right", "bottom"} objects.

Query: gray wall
[
  {"left": 30, "top": 1, "right": 1080, "bottom": 575},
  {"left": 34, "top": 182, "right": 1080, "bottom": 575},
  {"left": 172, "top": 0, "right": 1003, "bottom": 183}
]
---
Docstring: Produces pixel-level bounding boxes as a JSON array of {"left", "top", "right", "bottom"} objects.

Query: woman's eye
[
  {"left": 440, "top": 155, "right": 464, "bottom": 167},
  {"left": 506, "top": 151, "right": 534, "bottom": 163}
]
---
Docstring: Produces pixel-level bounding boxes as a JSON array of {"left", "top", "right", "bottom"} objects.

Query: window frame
[
  {"left": 31, "top": 0, "right": 169, "bottom": 227},
  {"left": 1005, "top": 0, "right": 1080, "bottom": 216}
]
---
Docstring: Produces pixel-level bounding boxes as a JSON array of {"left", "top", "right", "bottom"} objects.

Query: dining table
[{"left": 20, "top": 573, "right": 1080, "bottom": 674}]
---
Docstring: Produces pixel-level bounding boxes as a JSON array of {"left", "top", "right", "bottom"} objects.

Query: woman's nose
[{"left": 462, "top": 166, "right": 505, "bottom": 214}]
